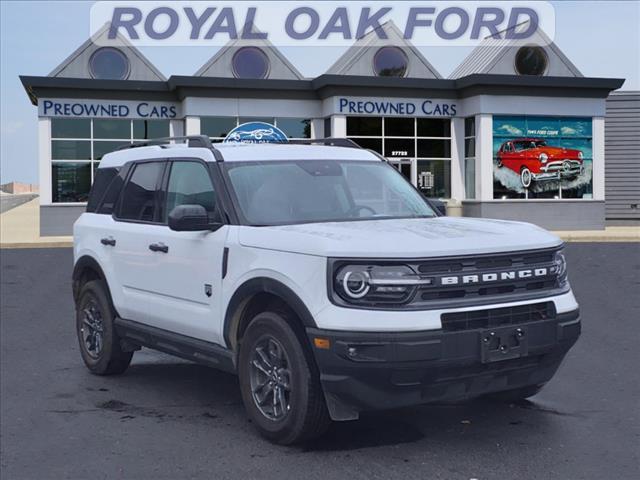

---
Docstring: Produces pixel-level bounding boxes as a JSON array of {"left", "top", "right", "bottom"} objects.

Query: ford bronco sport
[{"left": 73, "top": 136, "right": 581, "bottom": 444}]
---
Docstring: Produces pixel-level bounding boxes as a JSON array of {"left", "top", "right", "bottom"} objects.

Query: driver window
[{"left": 165, "top": 161, "right": 217, "bottom": 222}]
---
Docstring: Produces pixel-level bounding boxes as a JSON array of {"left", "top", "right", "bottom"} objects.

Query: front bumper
[
  {"left": 307, "top": 309, "right": 580, "bottom": 420},
  {"left": 534, "top": 160, "right": 584, "bottom": 181}
]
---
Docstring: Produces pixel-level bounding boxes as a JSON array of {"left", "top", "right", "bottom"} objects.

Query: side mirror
[{"left": 168, "top": 204, "right": 223, "bottom": 232}]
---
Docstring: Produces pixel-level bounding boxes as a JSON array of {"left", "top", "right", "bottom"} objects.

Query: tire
[
  {"left": 490, "top": 384, "right": 544, "bottom": 402},
  {"left": 497, "top": 158, "right": 503, "bottom": 168},
  {"left": 75, "top": 280, "right": 133, "bottom": 375},
  {"left": 238, "top": 312, "right": 330, "bottom": 444},
  {"left": 520, "top": 167, "right": 532, "bottom": 188}
]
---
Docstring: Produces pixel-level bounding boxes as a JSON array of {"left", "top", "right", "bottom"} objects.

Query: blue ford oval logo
[{"left": 223, "top": 122, "right": 288, "bottom": 144}]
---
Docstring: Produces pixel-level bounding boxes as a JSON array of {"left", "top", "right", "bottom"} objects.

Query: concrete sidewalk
[
  {"left": 1, "top": 198, "right": 638, "bottom": 248},
  {"left": 0, "top": 198, "right": 69, "bottom": 248}
]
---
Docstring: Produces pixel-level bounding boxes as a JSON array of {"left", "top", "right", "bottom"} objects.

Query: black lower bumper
[{"left": 306, "top": 309, "right": 580, "bottom": 420}]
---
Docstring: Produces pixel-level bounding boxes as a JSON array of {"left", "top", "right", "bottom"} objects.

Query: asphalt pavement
[{"left": 1, "top": 244, "right": 639, "bottom": 480}]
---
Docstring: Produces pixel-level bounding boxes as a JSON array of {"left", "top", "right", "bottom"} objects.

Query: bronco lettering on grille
[{"left": 440, "top": 268, "right": 549, "bottom": 286}]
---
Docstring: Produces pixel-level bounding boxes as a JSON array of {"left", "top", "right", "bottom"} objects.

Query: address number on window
[{"left": 391, "top": 151, "right": 408, "bottom": 157}]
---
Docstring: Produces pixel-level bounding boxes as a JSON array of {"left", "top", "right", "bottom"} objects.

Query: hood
[
  {"left": 542, "top": 146, "right": 582, "bottom": 157},
  {"left": 238, "top": 217, "right": 562, "bottom": 258}
]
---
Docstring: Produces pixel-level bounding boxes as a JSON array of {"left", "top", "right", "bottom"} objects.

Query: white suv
[{"left": 73, "top": 136, "right": 581, "bottom": 444}]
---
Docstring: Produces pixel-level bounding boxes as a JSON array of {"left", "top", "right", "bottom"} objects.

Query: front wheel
[
  {"left": 238, "top": 312, "right": 330, "bottom": 444},
  {"left": 520, "top": 167, "right": 533, "bottom": 188}
]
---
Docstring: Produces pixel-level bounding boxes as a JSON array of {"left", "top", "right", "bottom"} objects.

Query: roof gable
[
  {"left": 194, "top": 29, "right": 304, "bottom": 80},
  {"left": 450, "top": 23, "right": 582, "bottom": 78},
  {"left": 325, "top": 21, "right": 441, "bottom": 79},
  {"left": 49, "top": 23, "right": 166, "bottom": 81}
]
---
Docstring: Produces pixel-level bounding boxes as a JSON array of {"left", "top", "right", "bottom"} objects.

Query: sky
[{"left": 1, "top": 0, "right": 639, "bottom": 184}]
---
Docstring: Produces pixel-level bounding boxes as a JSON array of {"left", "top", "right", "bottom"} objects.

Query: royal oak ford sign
[{"left": 39, "top": 99, "right": 181, "bottom": 119}]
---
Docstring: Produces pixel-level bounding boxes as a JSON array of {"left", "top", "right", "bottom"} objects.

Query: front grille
[
  {"left": 416, "top": 249, "right": 554, "bottom": 275},
  {"left": 441, "top": 302, "right": 556, "bottom": 332},
  {"left": 406, "top": 248, "right": 563, "bottom": 308}
]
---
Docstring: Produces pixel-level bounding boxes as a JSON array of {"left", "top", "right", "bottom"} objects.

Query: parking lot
[{"left": 1, "top": 243, "right": 638, "bottom": 480}]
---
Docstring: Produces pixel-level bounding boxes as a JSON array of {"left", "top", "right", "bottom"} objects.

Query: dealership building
[{"left": 20, "top": 22, "right": 638, "bottom": 235}]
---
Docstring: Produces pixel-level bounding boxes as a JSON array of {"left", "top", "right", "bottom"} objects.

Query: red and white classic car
[{"left": 496, "top": 138, "right": 584, "bottom": 188}]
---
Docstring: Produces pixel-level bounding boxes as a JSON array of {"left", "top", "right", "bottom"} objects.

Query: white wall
[
  {"left": 592, "top": 116, "right": 606, "bottom": 201},
  {"left": 38, "top": 118, "right": 52, "bottom": 205}
]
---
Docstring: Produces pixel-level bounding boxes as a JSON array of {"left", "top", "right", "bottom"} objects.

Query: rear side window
[
  {"left": 96, "top": 172, "right": 125, "bottom": 215},
  {"left": 118, "top": 162, "right": 164, "bottom": 222},
  {"left": 86, "top": 168, "right": 118, "bottom": 213}
]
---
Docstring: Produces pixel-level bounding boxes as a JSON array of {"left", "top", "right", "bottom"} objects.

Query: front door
[{"left": 143, "top": 160, "right": 228, "bottom": 345}]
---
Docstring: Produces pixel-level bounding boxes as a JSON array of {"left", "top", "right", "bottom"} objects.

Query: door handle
[
  {"left": 148, "top": 243, "right": 169, "bottom": 253},
  {"left": 100, "top": 237, "right": 116, "bottom": 247}
]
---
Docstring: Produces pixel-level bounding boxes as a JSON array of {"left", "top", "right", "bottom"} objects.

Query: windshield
[
  {"left": 224, "top": 160, "right": 436, "bottom": 226},
  {"left": 513, "top": 140, "right": 546, "bottom": 151}
]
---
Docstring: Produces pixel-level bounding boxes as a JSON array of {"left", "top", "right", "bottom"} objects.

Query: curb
[
  {"left": 1, "top": 241, "right": 73, "bottom": 249},
  {"left": 556, "top": 236, "right": 639, "bottom": 243}
]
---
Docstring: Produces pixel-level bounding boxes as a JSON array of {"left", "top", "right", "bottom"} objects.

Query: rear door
[{"left": 109, "top": 160, "right": 167, "bottom": 325}]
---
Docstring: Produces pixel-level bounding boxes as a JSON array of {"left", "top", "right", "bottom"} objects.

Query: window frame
[
  {"left": 463, "top": 116, "right": 477, "bottom": 199},
  {"left": 346, "top": 116, "right": 453, "bottom": 198},
  {"left": 50, "top": 118, "right": 171, "bottom": 205},
  {"left": 492, "top": 115, "right": 594, "bottom": 200}
]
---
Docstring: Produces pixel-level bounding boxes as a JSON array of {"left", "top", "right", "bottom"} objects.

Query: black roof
[{"left": 20, "top": 74, "right": 625, "bottom": 106}]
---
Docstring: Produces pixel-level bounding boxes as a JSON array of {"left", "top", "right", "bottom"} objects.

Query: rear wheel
[
  {"left": 76, "top": 280, "right": 133, "bottom": 375},
  {"left": 238, "top": 312, "right": 330, "bottom": 444}
]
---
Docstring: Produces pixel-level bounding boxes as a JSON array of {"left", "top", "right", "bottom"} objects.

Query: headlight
[
  {"left": 539, "top": 153, "right": 548, "bottom": 163},
  {"left": 334, "top": 264, "right": 431, "bottom": 305},
  {"left": 553, "top": 250, "right": 569, "bottom": 287},
  {"left": 578, "top": 151, "right": 584, "bottom": 160}
]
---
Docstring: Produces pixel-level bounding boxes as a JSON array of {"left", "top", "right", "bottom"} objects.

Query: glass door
[{"left": 389, "top": 159, "right": 414, "bottom": 183}]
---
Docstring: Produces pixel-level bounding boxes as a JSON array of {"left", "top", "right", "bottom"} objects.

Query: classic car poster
[{"left": 493, "top": 116, "right": 593, "bottom": 199}]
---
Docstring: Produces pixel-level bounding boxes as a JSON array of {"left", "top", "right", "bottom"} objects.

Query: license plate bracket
[{"left": 480, "top": 325, "right": 529, "bottom": 363}]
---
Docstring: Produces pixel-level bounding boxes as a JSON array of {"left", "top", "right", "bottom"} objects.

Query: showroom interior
[{"left": 20, "top": 21, "right": 637, "bottom": 235}]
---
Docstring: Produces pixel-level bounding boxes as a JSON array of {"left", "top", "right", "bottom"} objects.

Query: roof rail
[
  {"left": 116, "top": 135, "right": 214, "bottom": 151},
  {"left": 288, "top": 138, "right": 362, "bottom": 149}
]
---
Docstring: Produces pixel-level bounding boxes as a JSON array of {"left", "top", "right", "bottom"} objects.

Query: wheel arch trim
[
  {"left": 72, "top": 255, "right": 114, "bottom": 306},
  {"left": 223, "top": 277, "right": 318, "bottom": 349}
]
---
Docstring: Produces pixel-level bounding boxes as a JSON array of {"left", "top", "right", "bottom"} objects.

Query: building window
[
  {"left": 52, "top": 162, "right": 91, "bottom": 203},
  {"left": 373, "top": 47, "right": 408, "bottom": 77},
  {"left": 201, "top": 117, "right": 311, "bottom": 142},
  {"left": 232, "top": 47, "right": 270, "bottom": 79},
  {"left": 514, "top": 46, "right": 548, "bottom": 76},
  {"left": 50, "top": 118, "right": 170, "bottom": 203},
  {"left": 347, "top": 117, "right": 452, "bottom": 198},
  {"left": 464, "top": 117, "right": 476, "bottom": 199},
  {"left": 89, "top": 47, "right": 130, "bottom": 80},
  {"left": 276, "top": 118, "right": 311, "bottom": 139},
  {"left": 493, "top": 116, "right": 593, "bottom": 200}
]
